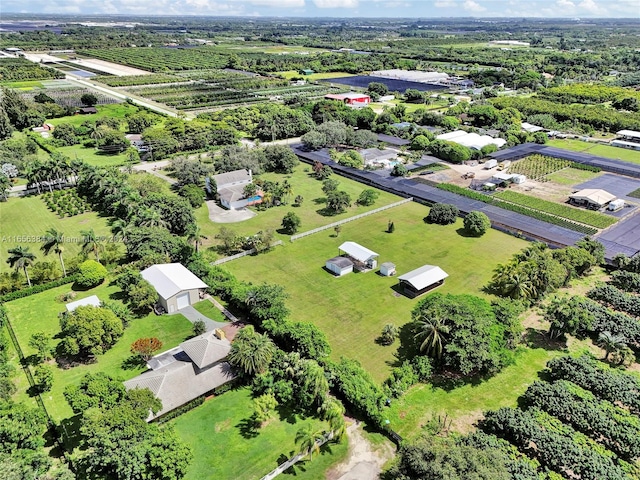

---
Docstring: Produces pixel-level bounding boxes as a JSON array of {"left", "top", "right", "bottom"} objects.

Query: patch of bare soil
[{"left": 326, "top": 421, "right": 395, "bottom": 480}]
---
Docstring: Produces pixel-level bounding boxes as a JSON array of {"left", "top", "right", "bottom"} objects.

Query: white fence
[
  {"left": 290, "top": 198, "right": 413, "bottom": 242},
  {"left": 212, "top": 241, "right": 283, "bottom": 265},
  {"left": 260, "top": 431, "right": 334, "bottom": 480}
]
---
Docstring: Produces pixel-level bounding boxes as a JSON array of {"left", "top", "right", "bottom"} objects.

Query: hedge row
[{"left": 0, "top": 275, "right": 77, "bottom": 303}]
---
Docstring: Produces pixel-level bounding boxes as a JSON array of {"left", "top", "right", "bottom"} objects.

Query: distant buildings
[
  {"left": 324, "top": 92, "right": 371, "bottom": 108},
  {"left": 612, "top": 130, "right": 640, "bottom": 151},
  {"left": 437, "top": 130, "right": 506, "bottom": 150}
]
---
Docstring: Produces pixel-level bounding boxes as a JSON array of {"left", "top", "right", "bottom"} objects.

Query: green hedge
[
  {"left": 570, "top": 162, "right": 601, "bottom": 173},
  {"left": 155, "top": 396, "right": 205, "bottom": 424},
  {"left": 0, "top": 275, "right": 77, "bottom": 303}
]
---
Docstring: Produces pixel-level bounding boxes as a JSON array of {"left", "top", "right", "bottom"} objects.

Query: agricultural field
[
  {"left": 94, "top": 73, "right": 183, "bottom": 87},
  {"left": 81, "top": 47, "right": 228, "bottom": 72},
  {"left": 278, "top": 70, "right": 356, "bottom": 81},
  {"left": 0, "top": 195, "right": 112, "bottom": 274},
  {"left": 0, "top": 57, "right": 64, "bottom": 83},
  {"left": 223, "top": 201, "right": 528, "bottom": 382},
  {"left": 3, "top": 280, "right": 195, "bottom": 421},
  {"left": 494, "top": 190, "right": 618, "bottom": 229},
  {"left": 545, "top": 167, "right": 602, "bottom": 186},
  {"left": 122, "top": 70, "right": 347, "bottom": 111},
  {"left": 195, "top": 164, "right": 403, "bottom": 252},
  {"left": 172, "top": 388, "right": 346, "bottom": 480},
  {"left": 508, "top": 154, "right": 575, "bottom": 181},
  {"left": 548, "top": 138, "right": 640, "bottom": 165},
  {"left": 20, "top": 86, "right": 120, "bottom": 108}
]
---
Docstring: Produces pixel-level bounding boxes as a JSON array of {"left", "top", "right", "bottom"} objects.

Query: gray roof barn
[
  {"left": 398, "top": 265, "right": 448, "bottom": 291},
  {"left": 213, "top": 169, "right": 252, "bottom": 189}
]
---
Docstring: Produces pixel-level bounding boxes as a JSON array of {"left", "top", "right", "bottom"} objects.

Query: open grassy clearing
[
  {"left": 545, "top": 167, "right": 601, "bottom": 185},
  {"left": 387, "top": 347, "right": 558, "bottom": 438},
  {"left": 191, "top": 299, "right": 226, "bottom": 322},
  {"left": 172, "top": 387, "right": 347, "bottom": 480},
  {"left": 0, "top": 80, "right": 46, "bottom": 89},
  {"left": 4, "top": 280, "right": 194, "bottom": 421},
  {"left": 0, "top": 195, "right": 113, "bottom": 274},
  {"left": 224, "top": 201, "right": 527, "bottom": 381},
  {"left": 56, "top": 144, "right": 128, "bottom": 167},
  {"left": 195, "top": 164, "right": 403, "bottom": 253},
  {"left": 46, "top": 103, "right": 137, "bottom": 128},
  {"left": 548, "top": 138, "right": 640, "bottom": 165},
  {"left": 278, "top": 70, "right": 356, "bottom": 81}
]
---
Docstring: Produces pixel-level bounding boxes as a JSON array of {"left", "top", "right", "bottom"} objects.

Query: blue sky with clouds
[{"left": 5, "top": 0, "right": 639, "bottom": 18}]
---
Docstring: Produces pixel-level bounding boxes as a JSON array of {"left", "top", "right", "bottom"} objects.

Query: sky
[{"left": 4, "top": 0, "right": 640, "bottom": 18}]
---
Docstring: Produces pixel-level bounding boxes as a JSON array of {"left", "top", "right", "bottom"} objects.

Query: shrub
[
  {"left": 426, "top": 203, "right": 459, "bottom": 225},
  {"left": 76, "top": 260, "right": 107, "bottom": 289},
  {"left": 193, "top": 320, "right": 206, "bottom": 336},
  {"left": 464, "top": 211, "right": 491, "bottom": 236},
  {"left": 33, "top": 364, "right": 53, "bottom": 393}
]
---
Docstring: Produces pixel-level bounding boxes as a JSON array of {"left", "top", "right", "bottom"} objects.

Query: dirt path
[{"left": 327, "top": 421, "right": 395, "bottom": 480}]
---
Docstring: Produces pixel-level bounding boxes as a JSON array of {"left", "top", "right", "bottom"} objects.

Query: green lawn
[
  {"left": 548, "top": 139, "right": 640, "bottom": 165},
  {"left": 46, "top": 103, "right": 138, "bottom": 128},
  {"left": 172, "top": 387, "right": 348, "bottom": 480},
  {"left": 56, "top": 144, "right": 128, "bottom": 167},
  {"left": 195, "top": 164, "right": 403, "bottom": 253},
  {"left": 277, "top": 70, "right": 354, "bottom": 81},
  {"left": 191, "top": 299, "right": 226, "bottom": 322},
  {"left": 545, "top": 167, "right": 601, "bottom": 186},
  {"left": 223, "top": 201, "right": 528, "bottom": 381},
  {"left": 4, "top": 280, "right": 194, "bottom": 421},
  {"left": 0, "top": 80, "right": 45, "bottom": 89},
  {"left": 0, "top": 195, "right": 113, "bottom": 275},
  {"left": 386, "top": 347, "right": 559, "bottom": 439}
]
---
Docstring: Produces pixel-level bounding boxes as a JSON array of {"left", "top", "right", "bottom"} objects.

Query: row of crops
[
  {"left": 494, "top": 190, "right": 617, "bottom": 229},
  {"left": 479, "top": 355, "right": 640, "bottom": 480},
  {"left": 80, "top": 47, "right": 229, "bottom": 72},
  {"left": 508, "top": 154, "right": 601, "bottom": 181},
  {"left": 20, "top": 88, "right": 120, "bottom": 108},
  {"left": 436, "top": 183, "right": 599, "bottom": 235},
  {"left": 93, "top": 73, "right": 181, "bottom": 87}
]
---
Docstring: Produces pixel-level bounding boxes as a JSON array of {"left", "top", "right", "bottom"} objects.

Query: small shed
[
  {"left": 484, "top": 159, "right": 498, "bottom": 169},
  {"left": 77, "top": 106, "right": 97, "bottom": 114},
  {"left": 299, "top": 69, "right": 314, "bottom": 75},
  {"left": 326, "top": 256, "right": 354, "bottom": 276},
  {"left": 339, "top": 242, "right": 379, "bottom": 270},
  {"left": 379, "top": 262, "right": 396, "bottom": 277},
  {"left": 398, "top": 265, "right": 448, "bottom": 298},
  {"left": 65, "top": 295, "right": 101, "bottom": 312}
]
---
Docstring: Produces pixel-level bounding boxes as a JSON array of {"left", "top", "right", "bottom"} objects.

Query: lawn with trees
[
  {"left": 224, "top": 201, "right": 527, "bottom": 381},
  {"left": 3, "top": 280, "right": 194, "bottom": 421}
]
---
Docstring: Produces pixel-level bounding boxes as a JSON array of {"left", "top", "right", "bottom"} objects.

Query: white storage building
[
  {"left": 437, "top": 130, "right": 506, "bottom": 150},
  {"left": 325, "top": 257, "right": 354, "bottom": 277},
  {"left": 141, "top": 263, "right": 208, "bottom": 313},
  {"left": 398, "top": 265, "right": 448, "bottom": 298}
]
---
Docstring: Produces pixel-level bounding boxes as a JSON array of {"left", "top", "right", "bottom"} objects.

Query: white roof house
[
  {"left": 141, "top": 263, "right": 208, "bottom": 301},
  {"left": 339, "top": 242, "right": 378, "bottom": 263},
  {"left": 65, "top": 295, "right": 101, "bottom": 312},
  {"left": 436, "top": 130, "right": 506, "bottom": 150},
  {"left": 569, "top": 189, "right": 616, "bottom": 208},
  {"left": 213, "top": 169, "right": 252, "bottom": 189},
  {"left": 125, "top": 330, "right": 234, "bottom": 421},
  {"left": 617, "top": 130, "right": 640, "bottom": 140},
  {"left": 398, "top": 265, "right": 448, "bottom": 297}
]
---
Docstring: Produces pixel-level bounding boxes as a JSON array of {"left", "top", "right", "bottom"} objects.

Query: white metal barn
[
  {"left": 325, "top": 256, "right": 354, "bottom": 276},
  {"left": 65, "top": 295, "right": 101, "bottom": 312},
  {"left": 141, "top": 263, "right": 208, "bottom": 313},
  {"left": 338, "top": 242, "right": 379, "bottom": 271},
  {"left": 398, "top": 265, "right": 448, "bottom": 298}
]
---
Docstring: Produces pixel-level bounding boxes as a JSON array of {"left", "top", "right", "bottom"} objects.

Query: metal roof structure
[
  {"left": 65, "top": 295, "right": 101, "bottom": 312},
  {"left": 141, "top": 263, "right": 208, "bottom": 300},
  {"left": 617, "top": 130, "right": 640, "bottom": 140},
  {"left": 213, "top": 169, "right": 252, "bottom": 188},
  {"left": 398, "top": 265, "right": 448, "bottom": 290},
  {"left": 339, "top": 242, "right": 379, "bottom": 262},
  {"left": 569, "top": 189, "right": 616, "bottom": 207},
  {"left": 326, "top": 256, "right": 354, "bottom": 269},
  {"left": 437, "top": 130, "right": 506, "bottom": 150}
]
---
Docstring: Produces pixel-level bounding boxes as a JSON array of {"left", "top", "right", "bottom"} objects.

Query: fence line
[
  {"left": 260, "top": 431, "right": 334, "bottom": 480},
  {"left": 212, "top": 240, "right": 284, "bottom": 265},
  {"left": 3, "top": 313, "right": 54, "bottom": 426},
  {"left": 290, "top": 198, "right": 412, "bottom": 242}
]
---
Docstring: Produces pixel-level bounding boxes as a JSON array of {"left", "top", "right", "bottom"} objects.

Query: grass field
[
  {"left": 46, "top": 103, "right": 137, "bottom": 128},
  {"left": 386, "top": 347, "right": 558, "bottom": 438},
  {"left": 0, "top": 195, "right": 113, "bottom": 275},
  {"left": 191, "top": 299, "right": 226, "bottom": 322},
  {"left": 545, "top": 167, "right": 601, "bottom": 186},
  {"left": 223, "top": 201, "right": 528, "bottom": 381},
  {"left": 277, "top": 70, "right": 355, "bottom": 81},
  {"left": 548, "top": 139, "right": 640, "bottom": 165},
  {"left": 4, "top": 280, "right": 194, "bottom": 421},
  {"left": 172, "top": 387, "right": 348, "bottom": 480},
  {"left": 0, "top": 80, "right": 46, "bottom": 90},
  {"left": 195, "top": 164, "right": 403, "bottom": 253},
  {"left": 56, "top": 144, "right": 128, "bottom": 167}
]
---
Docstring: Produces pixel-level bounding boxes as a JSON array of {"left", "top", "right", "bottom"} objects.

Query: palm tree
[
  {"left": 414, "top": 316, "right": 449, "bottom": 359},
  {"left": 302, "top": 360, "right": 329, "bottom": 405},
  {"left": 319, "top": 397, "right": 346, "bottom": 441},
  {"left": 597, "top": 331, "right": 627, "bottom": 361},
  {"left": 380, "top": 324, "right": 399, "bottom": 345},
  {"left": 7, "top": 246, "right": 36, "bottom": 287},
  {"left": 136, "top": 207, "right": 168, "bottom": 229},
  {"left": 80, "top": 229, "right": 104, "bottom": 262},
  {"left": 227, "top": 326, "right": 275, "bottom": 376},
  {"left": 110, "top": 219, "right": 133, "bottom": 242},
  {"left": 187, "top": 224, "right": 208, "bottom": 254},
  {"left": 41, "top": 228, "right": 67, "bottom": 276},
  {"left": 295, "top": 424, "right": 325, "bottom": 460}
]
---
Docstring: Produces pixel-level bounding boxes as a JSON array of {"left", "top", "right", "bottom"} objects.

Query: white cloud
[
  {"left": 556, "top": 0, "right": 576, "bottom": 9},
  {"left": 250, "top": 0, "right": 305, "bottom": 6},
  {"left": 578, "top": 0, "right": 605, "bottom": 14},
  {"left": 463, "top": 0, "right": 485, "bottom": 12},
  {"left": 313, "top": 0, "right": 358, "bottom": 7},
  {"left": 434, "top": 0, "right": 457, "bottom": 7}
]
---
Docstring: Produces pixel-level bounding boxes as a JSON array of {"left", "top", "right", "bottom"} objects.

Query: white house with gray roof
[
  {"left": 141, "top": 263, "right": 208, "bottom": 313},
  {"left": 213, "top": 169, "right": 263, "bottom": 210},
  {"left": 124, "top": 330, "right": 235, "bottom": 421}
]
